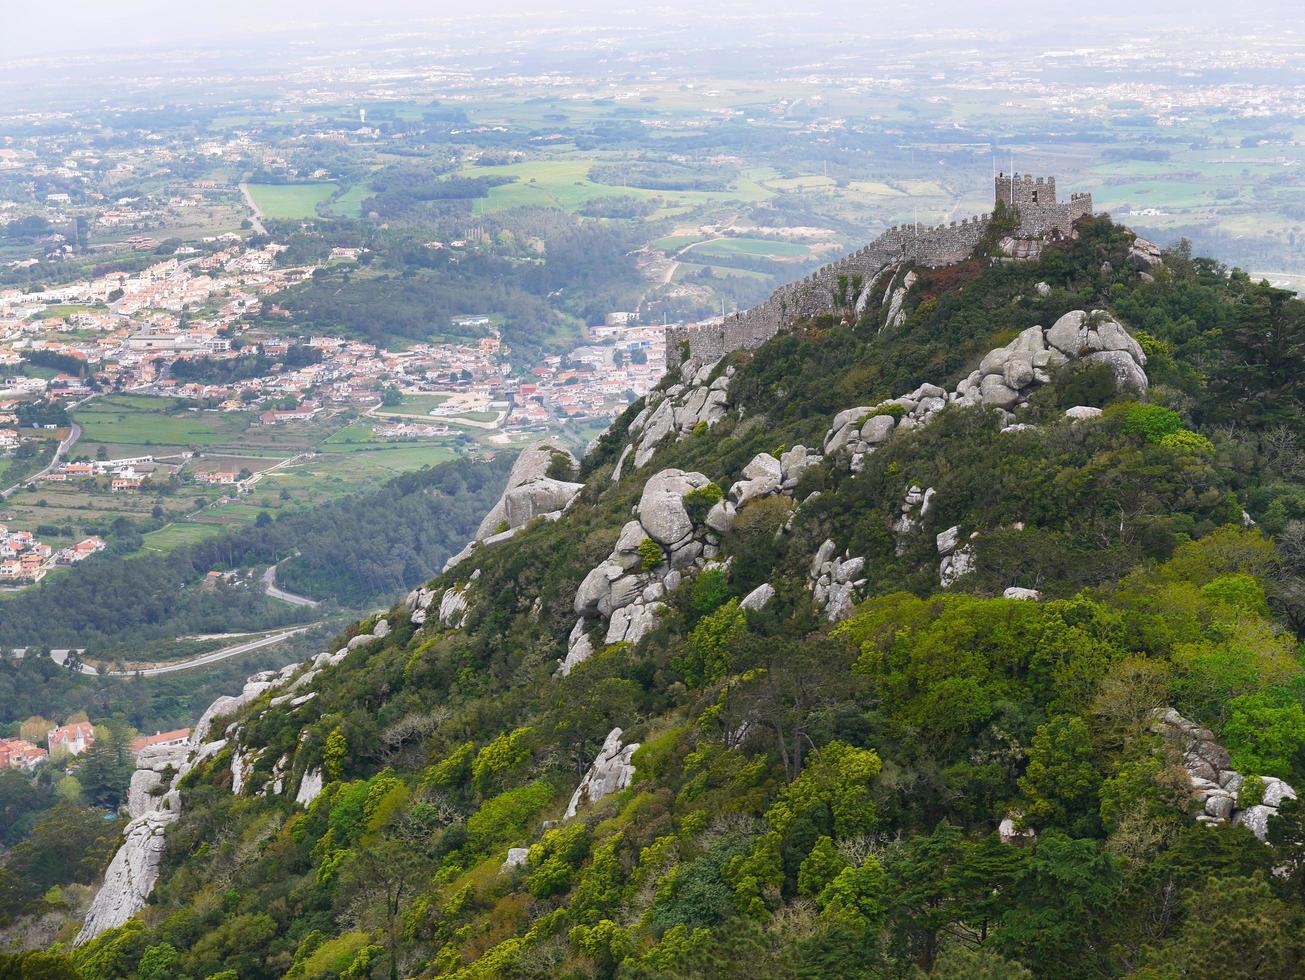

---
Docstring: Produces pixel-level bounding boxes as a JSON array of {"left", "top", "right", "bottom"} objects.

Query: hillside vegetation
[{"left": 19, "top": 218, "right": 1305, "bottom": 978}]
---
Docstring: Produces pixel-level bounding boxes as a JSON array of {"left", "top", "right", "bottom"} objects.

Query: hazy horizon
[{"left": 6, "top": 0, "right": 1301, "bottom": 62}]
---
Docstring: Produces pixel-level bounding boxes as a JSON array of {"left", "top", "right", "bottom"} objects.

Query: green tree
[
  {"left": 1136, "top": 874, "right": 1302, "bottom": 977},
  {"left": 1018, "top": 715, "right": 1102, "bottom": 834},
  {"left": 323, "top": 726, "right": 348, "bottom": 781}
]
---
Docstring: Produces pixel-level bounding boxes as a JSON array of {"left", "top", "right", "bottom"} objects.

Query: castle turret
[{"left": 996, "top": 172, "right": 1059, "bottom": 209}]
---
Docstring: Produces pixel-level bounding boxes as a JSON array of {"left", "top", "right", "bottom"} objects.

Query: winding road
[
  {"left": 51, "top": 625, "right": 312, "bottom": 677},
  {"left": 1, "top": 420, "right": 83, "bottom": 499},
  {"left": 262, "top": 560, "right": 320, "bottom": 608}
]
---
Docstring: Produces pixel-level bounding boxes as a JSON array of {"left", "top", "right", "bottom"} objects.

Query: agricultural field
[
  {"left": 371, "top": 393, "right": 451, "bottom": 417},
  {"left": 246, "top": 182, "right": 337, "bottom": 220}
]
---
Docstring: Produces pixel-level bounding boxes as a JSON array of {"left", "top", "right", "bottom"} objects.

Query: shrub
[
  {"left": 689, "top": 567, "right": 730, "bottom": 618},
  {"left": 682, "top": 483, "right": 723, "bottom": 524},
  {"left": 1237, "top": 774, "right": 1266, "bottom": 809},
  {"left": 1160, "top": 429, "right": 1215, "bottom": 456},
  {"left": 638, "top": 538, "right": 664, "bottom": 573},
  {"left": 1121, "top": 403, "right": 1182, "bottom": 442},
  {"left": 466, "top": 781, "right": 554, "bottom": 851},
  {"left": 472, "top": 728, "right": 533, "bottom": 791},
  {"left": 857, "top": 403, "right": 907, "bottom": 426}
]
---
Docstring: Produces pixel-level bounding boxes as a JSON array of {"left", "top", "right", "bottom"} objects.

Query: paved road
[
  {"left": 1, "top": 420, "right": 83, "bottom": 499},
  {"left": 262, "top": 561, "right": 320, "bottom": 608},
  {"left": 52, "top": 626, "right": 312, "bottom": 676},
  {"left": 239, "top": 182, "right": 268, "bottom": 236}
]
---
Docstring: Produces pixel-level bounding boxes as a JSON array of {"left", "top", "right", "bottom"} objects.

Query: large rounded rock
[
  {"left": 637, "top": 469, "right": 710, "bottom": 545},
  {"left": 979, "top": 374, "right": 1021, "bottom": 409},
  {"left": 575, "top": 560, "right": 625, "bottom": 615},
  {"left": 1046, "top": 310, "right": 1089, "bottom": 356},
  {"left": 1002, "top": 351, "right": 1036, "bottom": 390},
  {"left": 475, "top": 443, "right": 577, "bottom": 538},
  {"left": 1084, "top": 350, "right": 1148, "bottom": 393},
  {"left": 502, "top": 477, "right": 584, "bottom": 528},
  {"left": 861, "top": 414, "right": 896, "bottom": 444}
]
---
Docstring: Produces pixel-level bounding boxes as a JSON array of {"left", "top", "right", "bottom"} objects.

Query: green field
[
  {"left": 246, "top": 182, "right": 337, "bottom": 220},
  {"left": 459, "top": 158, "right": 771, "bottom": 214},
  {"left": 686, "top": 237, "right": 812, "bottom": 259},
  {"left": 74, "top": 396, "right": 252, "bottom": 447},
  {"left": 372, "top": 394, "right": 451, "bottom": 417}
]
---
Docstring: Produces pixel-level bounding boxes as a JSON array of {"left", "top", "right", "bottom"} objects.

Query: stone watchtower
[
  {"left": 994, "top": 172, "right": 1091, "bottom": 239},
  {"left": 995, "top": 172, "right": 1056, "bottom": 209}
]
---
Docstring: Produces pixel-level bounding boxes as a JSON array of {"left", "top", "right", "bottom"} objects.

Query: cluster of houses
[
  {"left": 0, "top": 523, "right": 104, "bottom": 583},
  {"left": 0, "top": 722, "right": 191, "bottom": 772}
]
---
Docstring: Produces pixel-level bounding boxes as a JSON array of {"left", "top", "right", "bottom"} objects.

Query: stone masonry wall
[{"left": 667, "top": 177, "right": 1093, "bottom": 367}]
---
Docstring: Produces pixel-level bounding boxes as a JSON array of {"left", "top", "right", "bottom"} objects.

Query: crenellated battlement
[{"left": 667, "top": 175, "right": 1092, "bottom": 368}]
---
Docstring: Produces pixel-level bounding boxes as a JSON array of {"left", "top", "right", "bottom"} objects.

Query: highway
[{"left": 51, "top": 626, "right": 312, "bottom": 677}]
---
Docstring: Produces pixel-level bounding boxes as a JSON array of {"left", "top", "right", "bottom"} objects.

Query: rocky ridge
[
  {"left": 76, "top": 619, "right": 396, "bottom": 943},
  {"left": 821, "top": 309, "right": 1148, "bottom": 472},
  {"left": 620, "top": 363, "right": 733, "bottom": 474}
]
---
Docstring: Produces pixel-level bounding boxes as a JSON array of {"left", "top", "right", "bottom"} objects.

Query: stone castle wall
[{"left": 668, "top": 177, "right": 1093, "bottom": 366}]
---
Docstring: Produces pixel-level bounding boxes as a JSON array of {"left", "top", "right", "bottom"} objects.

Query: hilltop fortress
[{"left": 667, "top": 174, "right": 1092, "bottom": 366}]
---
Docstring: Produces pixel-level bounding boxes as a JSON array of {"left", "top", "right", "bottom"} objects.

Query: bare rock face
[
  {"left": 564, "top": 468, "right": 728, "bottom": 673},
  {"left": 937, "top": 525, "right": 975, "bottom": 587},
  {"left": 501, "top": 847, "right": 530, "bottom": 872},
  {"left": 295, "top": 768, "right": 324, "bottom": 807},
  {"left": 76, "top": 807, "right": 179, "bottom": 944},
  {"left": 565, "top": 728, "right": 639, "bottom": 819},
  {"left": 502, "top": 476, "right": 585, "bottom": 530},
  {"left": 1128, "top": 236, "right": 1164, "bottom": 272},
  {"left": 126, "top": 769, "right": 166, "bottom": 819},
  {"left": 623, "top": 365, "right": 733, "bottom": 470},
  {"left": 78, "top": 648, "right": 355, "bottom": 944},
  {"left": 808, "top": 539, "right": 868, "bottom": 622},
  {"left": 741, "top": 582, "right": 776, "bottom": 612},
  {"left": 1003, "top": 587, "right": 1041, "bottom": 601},
  {"left": 474, "top": 443, "right": 579, "bottom": 539}
]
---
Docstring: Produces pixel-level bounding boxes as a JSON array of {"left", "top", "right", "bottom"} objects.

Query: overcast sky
[{"left": 4, "top": 0, "right": 1300, "bottom": 60}]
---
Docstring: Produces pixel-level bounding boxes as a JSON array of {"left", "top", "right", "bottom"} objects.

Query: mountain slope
[{"left": 29, "top": 217, "right": 1305, "bottom": 979}]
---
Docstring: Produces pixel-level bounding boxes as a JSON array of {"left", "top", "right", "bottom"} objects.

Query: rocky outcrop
[
  {"left": 444, "top": 444, "right": 581, "bottom": 571},
  {"left": 76, "top": 807, "right": 179, "bottom": 944},
  {"left": 882, "top": 269, "right": 917, "bottom": 331},
  {"left": 821, "top": 310, "right": 1148, "bottom": 472},
  {"left": 937, "top": 526, "right": 974, "bottom": 587},
  {"left": 1128, "top": 236, "right": 1164, "bottom": 274},
  {"left": 78, "top": 629, "right": 393, "bottom": 943},
  {"left": 126, "top": 743, "right": 187, "bottom": 819},
  {"left": 1003, "top": 587, "right": 1041, "bottom": 600},
  {"left": 295, "top": 768, "right": 324, "bottom": 807},
  {"left": 624, "top": 363, "right": 733, "bottom": 470},
  {"left": 501, "top": 847, "right": 530, "bottom": 872},
  {"left": 564, "top": 727, "right": 639, "bottom": 819},
  {"left": 564, "top": 468, "right": 725, "bottom": 673},
  {"left": 728, "top": 447, "right": 822, "bottom": 508},
  {"left": 808, "top": 539, "right": 867, "bottom": 622},
  {"left": 1154, "top": 707, "right": 1297, "bottom": 840},
  {"left": 741, "top": 582, "right": 776, "bottom": 612},
  {"left": 892, "top": 484, "right": 934, "bottom": 554},
  {"left": 475, "top": 444, "right": 580, "bottom": 540},
  {"left": 411, "top": 571, "right": 481, "bottom": 631}
]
